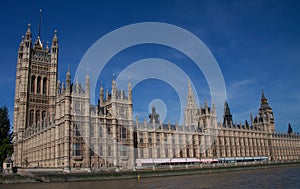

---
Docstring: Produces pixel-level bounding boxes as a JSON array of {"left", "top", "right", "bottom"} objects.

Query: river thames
[{"left": 3, "top": 166, "right": 300, "bottom": 189}]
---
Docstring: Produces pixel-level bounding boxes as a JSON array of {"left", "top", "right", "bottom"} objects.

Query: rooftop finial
[
  {"left": 26, "top": 23, "right": 31, "bottom": 33},
  {"left": 53, "top": 30, "right": 58, "bottom": 39}
]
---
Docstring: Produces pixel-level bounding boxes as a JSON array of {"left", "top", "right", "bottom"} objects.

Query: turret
[
  {"left": 128, "top": 79, "right": 132, "bottom": 102},
  {"left": 223, "top": 101, "right": 233, "bottom": 127},
  {"left": 25, "top": 23, "right": 32, "bottom": 43},
  {"left": 51, "top": 30, "right": 58, "bottom": 56},
  {"left": 187, "top": 79, "right": 196, "bottom": 107},
  {"left": 111, "top": 75, "right": 116, "bottom": 100},
  {"left": 66, "top": 68, "right": 71, "bottom": 93},
  {"left": 85, "top": 72, "right": 90, "bottom": 97},
  {"left": 100, "top": 81, "right": 104, "bottom": 102},
  {"left": 258, "top": 90, "right": 275, "bottom": 132}
]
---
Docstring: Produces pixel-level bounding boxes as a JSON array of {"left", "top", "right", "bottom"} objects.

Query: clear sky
[{"left": 0, "top": 0, "right": 299, "bottom": 133}]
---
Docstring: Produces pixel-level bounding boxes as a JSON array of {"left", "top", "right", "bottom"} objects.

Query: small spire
[
  {"left": 260, "top": 89, "right": 270, "bottom": 110},
  {"left": 261, "top": 89, "right": 266, "bottom": 100},
  {"left": 53, "top": 30, "right": 58, "bottom": 40},
  {"left": 85, "top": 68, "right": 90, "bottom": 81},
  {"left": 67, "top": 64, "right": 70, "bottom": 76},
  {"left": 128, "top": 76, "right": 132, "bottom": 88},
  {"left": 112, "top": 73, "right": 116, "bottom": 87},
  {"left": 19, "top": 36, "right": 25, "bottom": 46},
  {"left": 27, "top": 23, "right": 31, "bottom": 33}
]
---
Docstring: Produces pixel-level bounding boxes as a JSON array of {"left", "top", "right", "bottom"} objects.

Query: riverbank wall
[{"left": 1, "top": 160, "right": 300, "bottom": 184}]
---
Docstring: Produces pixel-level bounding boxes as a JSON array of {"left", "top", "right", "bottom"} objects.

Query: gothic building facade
[{"left": 12, "top": 24, "right": 300, "bottom": 172}]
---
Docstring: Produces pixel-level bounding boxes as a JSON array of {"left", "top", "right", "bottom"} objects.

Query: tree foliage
[{"left": 0, "top": 106, "right": 13, "bottom": 167}]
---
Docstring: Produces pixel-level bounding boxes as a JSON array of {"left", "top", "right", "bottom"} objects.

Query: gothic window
[
  {"left": 36, "top": 110, "right": 40, "bottom": 127},
  {"left": 156, "top": 134, "right": 160, "bottom": 145},
  {"left": 164, "top": 133, "right": 168, "bottom": 144},
  {"left": 37, "top": 76, "right": 41, "bottom": 94},
  {"left": 42, "top": 111, "right": 46, "bottom": 120},
  {"left": 119, "top": 107, "right": 126, "bottom": 118},
  {"left": 73, "top": 143, "right": 81, "bottom": 156},
  {"left": 90, "top": 125, "right": 94, "bottom": 137},
  {"left": 120, "top": 127, "right": 127, "bottom": 139},
  {"left": 99, "top": 126, "right": 103, "bottom": 138},
  {"left": 29, "top": 109, "right": 34, "bottom": 127},
  {"left": 99, "top": 145, "right": 103, "bottom": 156},
  {"left": 172, "top": 134, "right": 175, "bottom": 144},
  {"left": 31, "top": 75, "right": 35, "bottom": 93},
  {"left": 73, "top": 124, "right": 81, "bottom": 136},
  {"left": 107, "top": 126, "right": 112, "bottom": 135},
  {"left": 139, "top": 132, "right": 144, "bottom": 143},
  {"left": 42, "top": 111, "right": 46, "bottom": 127},
  {"left": 107, "top": 145, "right": 112, "bottom": 156},
  {"left": 180, "top": 150, "right": 183, "bottom": 158},
  {"left": 120, "top": 145, "right": 127, "bottom": 156},
  {"left": 42, "top": 77, "right": 47, "bottom": 94},
  {"left": 75, "top": 102, "right": 80, "bottom": 112}
]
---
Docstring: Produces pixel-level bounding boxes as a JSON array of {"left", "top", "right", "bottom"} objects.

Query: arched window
[
  {"left": 42, "top": 77, "right": 47, "bottom": 94},
  {"left": 73, "top": 124, "right": 81, "bottom": 136},
  {"left": 31, "top": 75, "right": 36, "bottom": 93},
  {"left": 36, "top": 110, "right": 40, "bottom": 127},
  {"left": 37, "top": 76, "right": 41, "bottom": 94},
  {"left": 42, "top": 111, "right": 47, "bottom": 126},
  {"left": 29, "top": 109, "right": 34, "bottom": 127}
]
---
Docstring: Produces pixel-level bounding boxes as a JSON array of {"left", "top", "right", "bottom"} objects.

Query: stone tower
[
  {"left": 258, "top": 90, "right": 275, "bottom": 132},
  {"left": 184, "top": 80, "right": 199, "bottom": 126},
  {"left": 12, "top": 23, "right": 58, "bottom": 166},
  {"left": 223, "top": 101, "right": 233, "bottom": 127}
]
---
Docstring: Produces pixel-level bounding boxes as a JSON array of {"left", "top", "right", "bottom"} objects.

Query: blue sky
[{"left": 0, "top": 0, "right": 299, "bottom": 132}]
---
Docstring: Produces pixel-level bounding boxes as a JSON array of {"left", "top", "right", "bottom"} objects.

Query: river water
[{"left": 3, "top": 166, "right": 300, "bottom": 189}]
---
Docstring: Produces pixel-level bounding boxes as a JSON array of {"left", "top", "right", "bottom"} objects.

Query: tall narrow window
[
  {"left": 36, "top": 110, "right": 40, "bottom": 127},
  {"left": 73, "top": 124, "right": 81, "bottom": 136},
  {"left": 99, "top": 145, "right": 103, "bottom": 156},
  {"left": 99, "top": 126, "right": 103, "bottom": 138},
  {"left": 42, "top": 77, "right": 47, "bottom": 94},
  {"left": 29, "top": 109, "right": 34, "bottom": 127},
  {"left": 42, "top": 111, "right": 46, "bottom": 127},
  {"left": 108, "top": 145, "right": 112, "bottom": 156},
  {"left": 73, "top": 143, "right": 81, "bottom": 156},
  {"left": 31, "top": 75, "right": 35, "bottom": 93},
  {"left": 90, "top": 125, "right": 94, "bottom": 137},
  {"left": 120, "top": 127, "right": 127, "bottom": 139},
  {"left": 37, "top": 76, "right": 41, "bottom": 94}
]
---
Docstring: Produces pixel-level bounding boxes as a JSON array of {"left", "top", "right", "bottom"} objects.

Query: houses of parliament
[{"left": 12, "top": 23, "right": 300, "bottom": 172}]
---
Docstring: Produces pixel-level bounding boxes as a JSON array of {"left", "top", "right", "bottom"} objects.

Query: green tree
[{"left": 0, "top": 106, "right": 13, "bottom": 168}]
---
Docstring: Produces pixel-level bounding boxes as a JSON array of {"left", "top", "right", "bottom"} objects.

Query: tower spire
[
  {"left": 260, "top": 89, "right": 270, "bottom": 110},
  {"left": 187, "top": 79, "right": 196, "bottom": 107},
  {"left": 38, "top": 9, "right": 42, "bottom": 38},
  {"left": 34, "top": 9, "right": 43, "bottom": 49}
]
